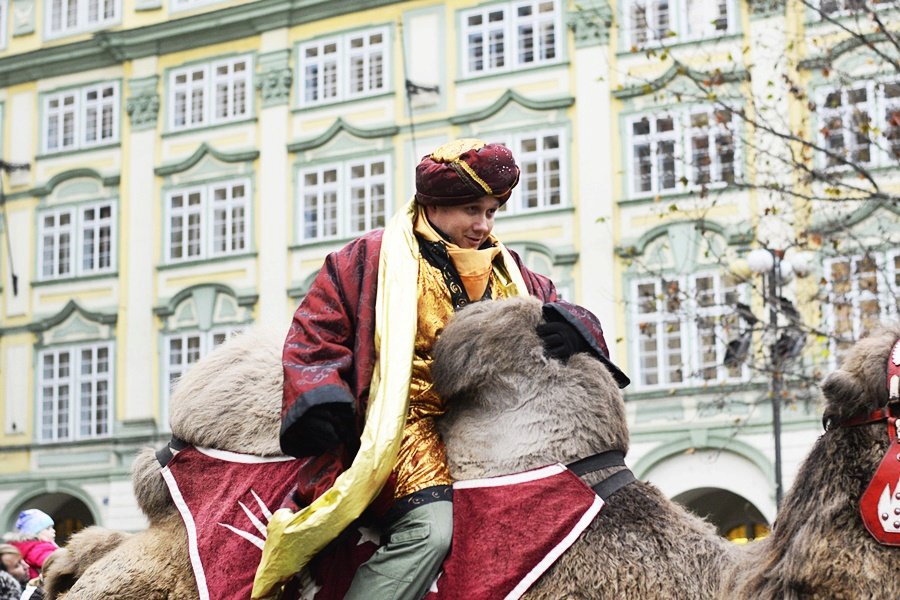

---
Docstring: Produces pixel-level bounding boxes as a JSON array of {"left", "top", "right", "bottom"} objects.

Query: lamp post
[
  {"left": 743, "top": 247, "right": 813, "bottom": 509},
  {"left": 0, "top": 160, "right": 30, "bottom": 296}
]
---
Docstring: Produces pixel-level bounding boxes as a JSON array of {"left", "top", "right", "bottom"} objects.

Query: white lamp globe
[
  {"left": 789, "top": 251, "right": 815, "bottom": 277},
  {"left": 778, "top": 260, "right": 794, "bottom": 283},
  {"left": 747, "top": 248, "right": 775, "bottom": 274}
]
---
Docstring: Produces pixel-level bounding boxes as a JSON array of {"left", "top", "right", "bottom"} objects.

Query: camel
[
  {"left": 43, "top": 299, "right": 900, "bottom": 599},
  {"left": 719, "top": 324, "right": 900, "bottom": 599}
]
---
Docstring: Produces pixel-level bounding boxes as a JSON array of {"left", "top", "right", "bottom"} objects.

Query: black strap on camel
[
  {"left": 155, "top": 435, "right": 190, "bottom": 467},
  {"left": 566, "top": 450, "right": 637, "bottom": 502}
]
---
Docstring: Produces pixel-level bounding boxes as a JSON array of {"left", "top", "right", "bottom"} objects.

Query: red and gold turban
[{"left": 415, "top": 138, "right": 520, "bottom": 206}]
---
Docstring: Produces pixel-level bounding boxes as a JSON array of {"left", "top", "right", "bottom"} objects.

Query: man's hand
[
  {"left": 536, "top": 320, "right": 591, "bottom": 361},
  {"left": 292, "top": 403, "right": 355, "bottom": 457}
]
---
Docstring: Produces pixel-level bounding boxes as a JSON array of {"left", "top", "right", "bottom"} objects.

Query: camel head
[
  {"left": 432, "top": 296, "right": 628, "bottom": 480},
  {"left": 168, "top": 327, "right": 285, "bottom": 456},
  {"left": 129, "top": 327, "right": 286, "bottom": 524},
  {"left": 821, "top": 325, "right": 900, "bottom": 429}
]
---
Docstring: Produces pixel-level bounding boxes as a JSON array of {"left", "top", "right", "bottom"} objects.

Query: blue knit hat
[{"left": 15, "top": 509, "right": 54, "bottom": 535}]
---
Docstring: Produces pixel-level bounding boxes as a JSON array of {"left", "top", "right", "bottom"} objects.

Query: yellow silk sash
[{"left": 252, "top": 198, "right": 527, "bottom": 598}]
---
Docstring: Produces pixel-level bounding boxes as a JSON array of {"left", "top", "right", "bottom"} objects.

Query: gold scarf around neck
[{"left": 414, "top": 205, "right": 501, "bottom": 302}]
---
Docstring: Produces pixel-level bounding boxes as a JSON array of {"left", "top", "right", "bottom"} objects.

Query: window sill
[
  {"left": 624, "top": 380, "right": 764, "bottom": 401},
  {"left": 497, "top": 204, "right": 574, "bottom": 220},
  {"left": 158, "top": 251, "right": 258, "bottom": 270},
  {"left": 162, "top": 116, "right": 258, "bottom": 138},
  {"left": 44, "top": 20, "right": 121, "bottom": 42},
  {"left": 36, "top": 141, "right": 121, "bottom": 161},
  {"left": 292, "top": 90, "right": 395, "bottom": 112},
  {"left": 454, "top": 60, "right": 570, "bottom": 85},
  {"left": 618, "top": 183, "right": 738, "bottom": 205},
  {"left": 616, "top": 31, "right": 742, "bottom": 56},
  {"left": 33, "top": 271, "right": 119, "bottom": 286}
]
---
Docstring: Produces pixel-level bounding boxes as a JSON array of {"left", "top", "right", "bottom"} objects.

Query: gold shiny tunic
[{"left": 391, "top": 253, "right": 509, "bottom": 498}]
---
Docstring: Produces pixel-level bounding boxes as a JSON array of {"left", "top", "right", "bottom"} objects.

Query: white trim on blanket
[
  {"left": 195, "top": 446, "right": 296, "bottom": 463},
  {"left": 505, "top": 494, "right": 603, "bottom": 599},
  {"left": 161, "top": 465, "right": 211, "bottom": 600},
  {"left": 452, "top": 463, "right": 567, "bottom": 489}
]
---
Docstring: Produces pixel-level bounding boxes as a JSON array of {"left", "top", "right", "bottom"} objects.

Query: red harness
[{"left": 854, "top": 338, "right": 900, "bottom": 546}]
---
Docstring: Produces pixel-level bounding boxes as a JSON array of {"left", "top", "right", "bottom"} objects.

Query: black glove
[
  {"left": 536, "top": 320, "right": 591, "bottom": 362},
  {"left": 292, "top": 403, "right": 355, "bottom": 457}
]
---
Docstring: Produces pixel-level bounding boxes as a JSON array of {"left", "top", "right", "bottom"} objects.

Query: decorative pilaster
[
  {"left": 126, "top": 75, "right": 160, "bottom": 131},
  {"left": 567, "top": 0, "right": 613, "bottom": 48},
  {"left": 11, "top": 0, "right": 36, "bottom": 37},
  {"left": 256, "top": 49, "right": 293, "bottom": 107}
]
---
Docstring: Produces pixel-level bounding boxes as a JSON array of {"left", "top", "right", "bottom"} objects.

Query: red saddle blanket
[{"left": 163, "top": 448, "right": 602, "bottom": 600}]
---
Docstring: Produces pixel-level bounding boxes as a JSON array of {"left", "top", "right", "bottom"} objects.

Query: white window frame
[
  {"left": 43, "top": 82, "right": 120, "bottom": 154},
  {"left": 165, "top": 178, "right": 251, "bottom": 263},
  {"left": 169, "top": 55, "right": 253, "bottom": 131},
  {"left": 814, "top": 0, "right": 893, "bottom": 18},
  {"left": 497, "top": 129, "right": 568, "bottom": 214},
  {"left": 298, "top": 27, "right": 389, "bottom": 107},
  {"left": 631, "top": 271, "right": 747, "bottom": 390},
  {"left": 626, "top": 0, "right": 734, "bottom": 48},
  {"left": 627, "top": 107, "right": 740, "bottom": 198},
  {"left": 162, "top": 328, "right": 234, "bottom": 426},
  {"left": 461, "top": 0, "right": 562, "bottom": 78},
  {"left": 38, "top": 342, "right": 113, "bottom": 442},
  {"left": 298, "top": 156, "right": 391, "bottom": 242},
  {"left": 45, "top": 0, "right": 119, "bottom": 39},
  {"left": 817, "top": 77, "right": 900, "bottom": 170},
  {"left": 38, "top": 201, "right": 116, "bottom": 280},
  {"left": 823, "top": 250, "right": 900, "bottom": 364},
  {"left": 0, "top": 0, "right": 8, "bottom": 49}
]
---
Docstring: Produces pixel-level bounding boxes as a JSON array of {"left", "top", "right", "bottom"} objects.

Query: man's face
[
  {"left": 425, "top": 196, "right": 501, "bottom": 249},
  {"left": 1, "top": 552, "right": 28, "bottom": 584}
]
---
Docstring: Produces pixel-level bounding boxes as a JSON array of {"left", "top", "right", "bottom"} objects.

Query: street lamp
[{"left": 733, "top": 247, "right": 812, "bottom": 508}]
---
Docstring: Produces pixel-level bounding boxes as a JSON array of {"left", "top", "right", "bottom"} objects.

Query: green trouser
[{"left": 344, "top": 500, "right": 453, "bottom": 600}]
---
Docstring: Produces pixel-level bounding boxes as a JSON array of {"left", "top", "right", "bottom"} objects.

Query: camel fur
[
  {"left": 720, "top": 324, "right": 900, "bottom": 599},
  {"left": 44, "top": 297, "right": 900, "bottom": 600},
  {"left": 433, "top": 296, "right": 739, "bottom": 599},
  {"left": 46, "top": 327, "right": 285, "bottom": 600}
]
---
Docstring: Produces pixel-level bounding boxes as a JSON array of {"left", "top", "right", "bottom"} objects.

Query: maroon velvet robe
[{"left": 280, "top": 229, "right": 557, "bottom": 505}]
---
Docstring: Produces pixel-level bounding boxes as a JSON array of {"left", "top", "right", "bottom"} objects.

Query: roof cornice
[{"left": 0, "top": 0, "right": 403, "bottom": 87}]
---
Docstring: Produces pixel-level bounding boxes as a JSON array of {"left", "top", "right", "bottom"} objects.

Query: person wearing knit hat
[
  {"left": 268, "top": 138, "right": 627, "bottom": 600},
  {"left": 3, "top": 510, "right": 57, "bottom": 580}
]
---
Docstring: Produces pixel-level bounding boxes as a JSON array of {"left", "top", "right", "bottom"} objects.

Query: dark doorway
[
  {"left": 10, "top": 493, "right": 95, "bottom": 547},
  {"left": 673, "top": 487, "right": 770, "bottom": 543}
]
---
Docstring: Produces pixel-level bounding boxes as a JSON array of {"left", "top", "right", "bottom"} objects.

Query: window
[
  {"left": 166, "top": 179, "right": 250, "bottom": 262},
  {"left": 632, "top": 271, "right": 744, "bottom": 388},
  {"left": 626, "top": 0, "right": 733, "bottom": 47},
  {"left": 46, "top": 0, "right": 118, "bottom": 38},
  {"left": 164, "top": 330, "right": 231, "bottom": 397},
  {"left": 462, "top": 0, "right": 560, "bottom": 76},
  {"left": 39, "top": 343, "right": 113, "bottom": 442},
  {"left": 628, "top": 107, "right": 738, "bottom": 197},
  {"left": 497, "top": 130, "right": 567, "bottom": 214},
  {"left": 39, "top": 202, "right": 115, "bottom": 279},
  {"left": 0, "top": 0, "right": 7, "bottom": 49},
  {"left": 170, "top": 56, "right": 252, "bottom": 130},
  {"left": 299, "top": 28, "right": 388, "bottom": 106},
  {"left": 824, "top": 250, "right": 900, "bottom": 363},
  {"left": 818, "top": 78, "right": 900, "bottom": 169},
  {"left": 816, "top": 0, "right": 892, "bottom": 17},
  {"left": 299, "top": 157, "right": 388, "bottom": 241},
  {"left": 43, "top": 83, "right": 119, "bottom": 153}
]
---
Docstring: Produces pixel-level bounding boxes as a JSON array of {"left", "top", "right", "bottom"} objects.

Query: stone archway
[
  {"left": 673, "top": 487, "right": 770, "bottom": 542},
  {"left": 10, "top": 493, "right": 95, "bottom": 547}
]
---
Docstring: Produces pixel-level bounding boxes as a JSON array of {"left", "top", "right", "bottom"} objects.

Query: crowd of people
[{"left": 1, "top": 509, "right": 59, "bottom": 600}]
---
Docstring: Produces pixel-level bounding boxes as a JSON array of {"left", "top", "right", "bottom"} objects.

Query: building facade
[{"left": 0, "top": 0, "right": 896, "bottom": 545}]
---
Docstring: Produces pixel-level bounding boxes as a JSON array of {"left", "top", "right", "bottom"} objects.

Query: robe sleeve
[{"left": 280, "top": 235, "right": 379, "bottom": 458}]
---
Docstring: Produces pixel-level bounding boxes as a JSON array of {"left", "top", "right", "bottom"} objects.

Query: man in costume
[{"left": 268, "top": 139, "right": 628, "bottom": 600}]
